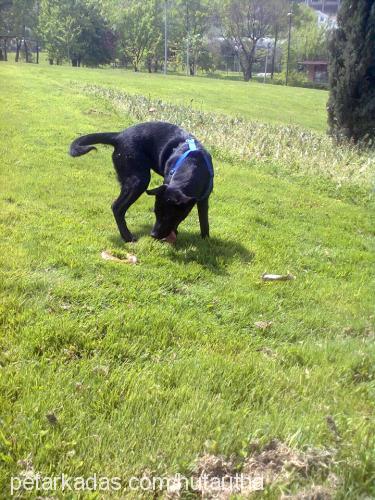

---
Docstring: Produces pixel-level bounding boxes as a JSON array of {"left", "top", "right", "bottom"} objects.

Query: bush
[
  {"left": 269, "top": 71, "right": 328, "bottom": 90},
  {"left": 328, "top": 0, "right": 375, "bottom": 143}
]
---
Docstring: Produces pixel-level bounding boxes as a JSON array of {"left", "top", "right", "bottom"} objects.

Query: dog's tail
[{"left": 69, "top": 132, "right": 119, "bottom": 157}]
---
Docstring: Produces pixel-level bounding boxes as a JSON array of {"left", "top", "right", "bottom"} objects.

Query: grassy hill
[
  {"left": 3, "top": 62, "right": 328, "bottom": 131},
  {"left": 0, "top": 62, "right": 374, "bottom": 498}
]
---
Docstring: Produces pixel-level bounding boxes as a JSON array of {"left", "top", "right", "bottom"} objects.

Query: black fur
[{"left": 69, "top": 121, "right": 213, "bottom": 242}]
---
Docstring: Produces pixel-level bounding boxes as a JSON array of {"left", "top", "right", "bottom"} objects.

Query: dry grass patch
[
  {"left": 164, "top": 440, "right": 338, "bottom": 498},
  {"left": 79, "top": 84, "right": 375, "bottom": 195}
]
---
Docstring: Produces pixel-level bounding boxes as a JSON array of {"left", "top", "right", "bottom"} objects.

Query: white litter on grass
[
  {"left": 254, "top": 321, "right": 273, "bottom": 330},
  {"left": 101, "top": 251, "right": 138, "bottom": 264},
  {"left": 262, "top": 273, "right": 295, "bottom": 281}
]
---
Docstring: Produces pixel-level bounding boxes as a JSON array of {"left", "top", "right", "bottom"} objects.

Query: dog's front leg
[
  {"left": 197, "top": 198, "right": 209, "bottom": 238},
  {"left": 112, "top": 176, "right": 150, "bottom": 242}
]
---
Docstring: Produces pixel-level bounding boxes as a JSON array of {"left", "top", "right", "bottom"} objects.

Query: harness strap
[{"left": 168, "top": 139, "right": 214, "bottom": 200}]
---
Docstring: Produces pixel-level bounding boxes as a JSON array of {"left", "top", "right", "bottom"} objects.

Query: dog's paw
[
  {"left": 162, "top": 231, "right": 177, "bottom": 245},
  {"left": 122, "top": 234, "right": 137, "bottom": 243}
]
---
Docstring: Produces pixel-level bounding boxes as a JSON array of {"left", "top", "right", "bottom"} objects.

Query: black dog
[{"left": 69, "top": 121, "right": 214, "bottom": 242}]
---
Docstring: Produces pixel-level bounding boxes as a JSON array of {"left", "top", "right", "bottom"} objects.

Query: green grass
[
  {"left": 0, "top": 61, "right": 328, "bottom": 131},
  {"left": 0, "top": 62, "right": 374, "bottom": 498}
]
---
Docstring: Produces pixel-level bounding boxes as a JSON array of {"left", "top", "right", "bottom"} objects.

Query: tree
[
  {"left": 0, "top": 0, "right": 37, "bottom": 36},
  {"left": 0, "top": 0, "right": 14, "bottom": 37},
  {"left": 0, "top": 1, "right": 13, "bottom": 60},
  {"left": 220, "top": 0, "right": 279, "bottom": 81},
  {"left": 143, "top": 1, "right": 164, "bottom": 73},
  {"left": 0, "top": 0, "right": 38, "bottom": 61},
  {"left": 179, "top": 0, "right": 212, "bottom": 75},
  {"left": 38, "top": 0, "right": 79, "bottom": 64},
  {"left": 38, "top": 0, "right": 114, "bottom": 66},
  {"left": 282, "top": 4, "right": 330, "bottom": 73},
  {"left": 109, "top": 0, "right": 161, "bottom": 72},
  {"left": 328, "top": 0, "right": 375, "bottom": 143},
  {"left": 73, "top": 3, "right": 115, "bottom": 66},
  {"left": 269, "top": 0, "right": 289, "bottom": 78}
]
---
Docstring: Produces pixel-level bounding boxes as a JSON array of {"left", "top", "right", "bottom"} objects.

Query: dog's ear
[
  {"left": 166, "top": 188, "right": 195, "bottom": 205},
  {"left": 146, "top": 184, "right": 167, "bottom": 196}
]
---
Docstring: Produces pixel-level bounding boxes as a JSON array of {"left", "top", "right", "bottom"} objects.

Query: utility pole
[
  {"left": 270, "top": 24, "right": 278, "bottom": 79},
  {"left": 164, "top": 0, "right": 168, "bottom": 75},
  {"left": 285, "top": 11, "right": 293, "bottom": 85},
  {"left": 36, "top": 0, "right": 40, "bottom": 64},
  {"left": 264, "top": 43, "right": 270, "bottom": 83},
  {"left": 186, "top": 2, "right": 190, "bottom": 76}
]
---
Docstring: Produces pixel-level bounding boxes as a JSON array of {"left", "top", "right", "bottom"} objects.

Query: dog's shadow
[
  {"left": 170, "top": 233, "right": 254, "bottom": 275},
  {"left": 109, "top": 225, "right": 254, "bottom": 275}
]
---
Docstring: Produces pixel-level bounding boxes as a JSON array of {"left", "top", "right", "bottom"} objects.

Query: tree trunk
[
  {"left": 24, "top": 39, "right": 29, "bottom": 63},
  {"left": 49, "top": 58, "right": 54, "bottom": 65},
  {"left": 271, "top": 25, "right": 278, "bottom": 79},
  {"left": 15, "top": 39, "right": 22, "bottom": 62},
  {"left": 243, "top": 65, "right": 252, "bottom": 81},
  {"left": 4, "top": 38, "right": 7, "bottom": 61},
  {"left": 241, "top": 57, "right": 253, "bottom": 81},
  {"left": 146, "top": 56, "right": 152, "bottom": 73},
  {"left": 189, "top": 60, "right": 195, "bottom": 76},
  {"left": 239, "top": 42, "right": 256, "bottom": 82},
  {"left": 249, "top": 44, "right": 257, "bottom": 80}
]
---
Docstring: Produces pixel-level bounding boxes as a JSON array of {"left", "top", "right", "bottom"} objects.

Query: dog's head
[{"left": 147, "top": 184, "right": 195, "bottom": 240}]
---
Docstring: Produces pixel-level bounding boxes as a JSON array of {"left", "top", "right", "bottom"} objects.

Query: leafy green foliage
[
  {"left": 38, "top": 0, "right": 114, "bottom": 66},
  {"left": 283, "top": 5, "right": 330, "bottom": 71},
  {"left": 0, "top": 0, "right": 37, "bottom": 37},
  {"left": 2, "top": 0, "right": 337, "bottom": 84},
  {"left": 220, "top": 0, "right": 282, "bottom": 81},
  {"left": 171, "top": 0, "right": 213, "bottom": 75},
  {"left": 106, "top": 0, "right": 161, "bottom": 72}
]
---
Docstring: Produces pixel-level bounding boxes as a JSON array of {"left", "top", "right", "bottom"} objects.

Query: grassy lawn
[
  {"left": 0, "top": 62, "right": 374, "bottom": 498},
  {"left": 0, "top": 61, "right": 328, "bottom": 131}
]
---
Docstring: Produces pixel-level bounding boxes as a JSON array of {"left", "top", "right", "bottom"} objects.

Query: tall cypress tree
[{"left": 328, "top": 0, "right": 375, "bottom": 143}]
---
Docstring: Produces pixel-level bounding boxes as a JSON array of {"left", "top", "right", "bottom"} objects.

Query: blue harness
[{"left": 167, "top": 138, "right": 214, "bottom": 201}]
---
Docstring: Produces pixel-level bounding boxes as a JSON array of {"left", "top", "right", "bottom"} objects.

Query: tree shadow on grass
[{"left": 109, "top": 225, "right": 254, "bottom": 275}]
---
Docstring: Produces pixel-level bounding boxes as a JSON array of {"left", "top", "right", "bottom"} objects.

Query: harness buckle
[{"left": 186, "top": 138, "right": 197, "bottom": 151}]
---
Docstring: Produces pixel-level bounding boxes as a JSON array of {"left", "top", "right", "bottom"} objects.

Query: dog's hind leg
[
  {"left": 197, "top": 198, "right": 209, "bottom": 238},
  {"left": 112, "top": 174, "right": 150, "bottom": 242}
]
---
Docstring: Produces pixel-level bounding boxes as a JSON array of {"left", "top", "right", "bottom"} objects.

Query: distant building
[
  {"left": 314, "top": 10, "right": 337, "bottom": 27},
  {"left": 297, "top": 0, "right": 341, "bottom": 15},
  {"left": 299, "top": 60, "right": 329, "bottom": 83}
]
